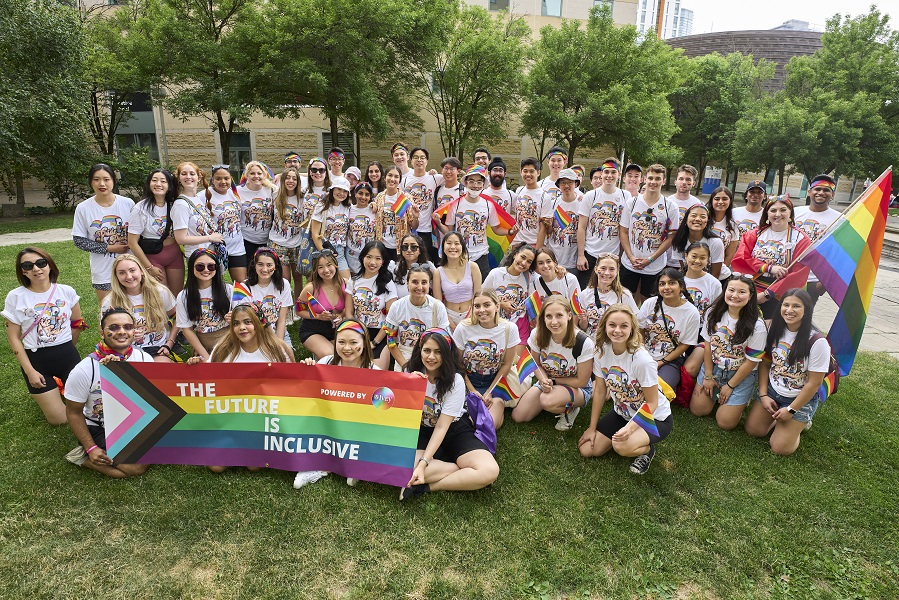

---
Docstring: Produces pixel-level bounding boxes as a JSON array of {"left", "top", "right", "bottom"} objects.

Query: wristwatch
[{"left": 787, "top": 407, "right": 797, "bottom": 415}]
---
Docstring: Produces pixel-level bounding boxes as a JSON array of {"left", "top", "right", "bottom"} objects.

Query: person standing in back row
[{"left": 793, "top": 174, "right": 841, "bottom": 305}]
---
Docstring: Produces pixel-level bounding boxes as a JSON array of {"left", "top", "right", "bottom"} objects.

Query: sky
[{"left": 682, "top": 0, "right": 896, "bottom": 34}]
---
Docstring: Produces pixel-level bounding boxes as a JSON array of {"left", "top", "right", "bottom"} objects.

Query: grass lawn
[
  {"left": 0, "top": 212, "right": 75, "bottom": 235},
  {"left": 1, "top": 241, "right": 897, "bottom": 598}
]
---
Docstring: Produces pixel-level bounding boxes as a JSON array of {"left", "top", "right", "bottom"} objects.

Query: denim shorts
[
  {"left": 768, "top": 386, "right": 819, "bottom": 423},
  {"left": 333, "top": 244, "right": 350, "bottom": 271},
  {"left": 698, "top": 363, "right": 758, "bottom": 406},
  {"left": 532, "top": 379, "right": 593, "bottom": 407}
]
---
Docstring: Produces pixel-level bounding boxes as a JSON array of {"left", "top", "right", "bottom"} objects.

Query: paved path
[{"left": 2, "top": 226, "right": 898, "bottom": 360}]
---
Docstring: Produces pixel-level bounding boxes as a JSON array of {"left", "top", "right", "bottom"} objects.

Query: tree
[
  {"left": 0, "top": 0, "right": 89, "bottom": 216},
  {"left": 411, "top": 6, "right": 530, "bottom": 160},
  {"left": 256, "top": 0, "right": 449, "bottom": 164},
  {"left": 669, "top": 52, "right": 774, "bottom": 180},
  {"left": 520, "top": 5, "right": 685, "bottom": 164}
]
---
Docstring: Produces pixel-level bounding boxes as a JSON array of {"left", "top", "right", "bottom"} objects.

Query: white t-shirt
[
  {"left": 403, "top": 173, "right": 442, "bottom": 233},
  {"left": 65, "top": 350, "right": 154, "bottom": 426},
  {"left": 733, "top": 206, "right": 763, "bottom": 235},
  {"left": 751, "top": 227, "right": 799, "bottom": 268},
  {"left": 302, "top": 187, "right": 326, "bottom": 224},
  {"left": 384, "top": 296, "right": 450, "bottom": 349},
  {"left": 483, "top": 267, "right": 534, "bottom": 322},
  {"left": 670, "top": 195, "right": 703, "bottom": 221},
  {"left": 101, "top": 286, "right": 176, "bottom": 348},
  {"left": 379, "top": 192, "right": 401, "bottom": 250},
  {"left": 578, "top": 287, "right": 638, "bottom": 340},
  {"left": 236, "top": 185, "right": 274, "bottom": 244},
  {"left": 421, "top": 373, "right": 467, "bottom": 427},
  {"left": 534, "top": 273, "right": 580, "bottom": 300},
  {"left": 269, "top": 195, "right": 305, "bottom": 248},
  {"left": 511, "top": 186, "right": 545, "bottom": 245},
  {"left": 540, "top": 195, "right": 581, "bottom": 269},
  {"left": 388, "top": 261, "right": 435, "bottom": 300},
  {"left": 702, "top": 312, "right": 768, "bottom": 371},
  {"left": 684, "top": 272, "right": 722, "bottom": 329},
  {"left": 239, "top": 281, "right": 293, "bottom": 329},
  {"left": 206, "top": 188, "right": 245, "bottom": 257},
  {"left": 578, "top": 188, "right": 630, "bottom": 256},
  {"left": 349, "top": 275, "right": 398, "bottom": 329},
  {"left": 72, "top": 195, "right": 135, "bottom": 285},
  {"left": 619, "top": 195, "right": 679, "bottom": 276},
  {"left": 768, "top": 330, "right": 831, "bottom": 398},
  {"left": 527, "top": 330, "right": 595, "bottom": 379},
  {"left": 669, "top": 236, "right": 725, "bottom": 272},
  {"left": 484, "top": 185, "right": 514, "bottom": 215},
  {"left": 453, "top": 320, "right": 520, "bottom": 376},
  {"left": 446, "top": 197, "right": 500, "bottom": 261},
  {"left": 180, "top": 196, "right": 216, "bottom": 257},
  {"left": 3, "top": 285, "right": 80, "bottom": 350},
  {"left": 312, "top": 203, "right": 351, "bottom": 248},
  {"left": 228, "top": 347, "right": 270, "bottom": 363},
  {"left": 637, "top": 297, "right": 700, "bottom": 361},
  {"left": 794, "top": 206, "right": 841, "bottom": 283},
  {"left": 711, "top": 217, "right": 737, "bottom": 279},
  {"left": 347, "top": 205, "right": 377, "bottom": 256},
  {"left": 176, "top": 284, "right": 233, "bottom": 334},
  {"left": 316, "top": 355, "right": 381, "bottom": 369},
  {"left": 128, "top": 200, "right": 187, "bottom": 240},
  {"left": 593, "top": 346, "right": 670, "bottom": 420}
]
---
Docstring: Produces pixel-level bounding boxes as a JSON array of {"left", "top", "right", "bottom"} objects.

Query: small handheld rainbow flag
[
  {"left": 631, "top": 402, "right": 660, "bottom": 437},
  {"left": 491, "top": 376, "right": 519, "bottom": 407},
  {"left": 516, "top": 349, "right": 537, "bottom": 384},
  {"left": 391, "top": 193, "right": 412, "bottom": 217},
  {"left": 524, "top": 290, "right": 543, "bottom": 320},
  {"left": 553, "top": 204, "right": 572, "bottom": 230},
  {"left": 230, "top": 182, "right": 240, "bottom": 199},
  {"left": 231, "top": 282, "right": 252, "bottom": 305},
  {"left": 307, "top": 295, "right": 326, "bottom": 316},
  {"left": 570, "top": 290, "right": 584, "bottom": 316}
]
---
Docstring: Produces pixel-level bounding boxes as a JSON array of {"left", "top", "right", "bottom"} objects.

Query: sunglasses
[
  {"left": 21, "top": 258, "right": 49, "bottom": 271},
  {"left": 401, "top": 244, "right": 419, "bottom": 251},
  {"left": 311, "top": 249, "right": 336, "bottom": 260},
  {"left": 194, "top": 263, "right": 218, "bottom": 272},
  {"left": 106, "top": 323, "right": 135, "bottom": 332},
  {"left": 309, "top": 167, "right": 326, "bottom": 174}
]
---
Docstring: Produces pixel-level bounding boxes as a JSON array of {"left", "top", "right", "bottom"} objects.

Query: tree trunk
[
  {"left": 6, "top": 170, "right": 26, "bottom": 217},
  {"left": 776, "top": 166, "right": 785, "bottom": 195},
  {"left": 353, "top": 129, "right": 362, "bottom": 166},
  {"left": 329, "top": 116, "right": 339, "bottom": 154}
]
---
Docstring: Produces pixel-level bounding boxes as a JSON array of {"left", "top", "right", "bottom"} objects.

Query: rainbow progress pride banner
[{"left": 100, "top": 362, "right": 427, "bottom": 487}]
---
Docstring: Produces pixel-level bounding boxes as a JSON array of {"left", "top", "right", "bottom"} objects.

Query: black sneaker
[
  {"left": 629, "top": 446, "right": 656, "bottom": 475},
  {"left": 399, "top": 483, "right": 430, "bottom": 501}
]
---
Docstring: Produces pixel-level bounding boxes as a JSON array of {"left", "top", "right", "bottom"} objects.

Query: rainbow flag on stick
[
  {"left": 516, "top": 349, "right": 537, "bottom": 384},
  {"left": 307, "top": 295, "right": 326, "bottom": 316},
  {"left": 391, "top": 193, "right": 412, "bottom": 217},
  {"left": 231, "top": 281, "right": 252, "bottom": 305},
  {"left": 631, "top": 402, "right": 660, "bottom": 437},
  {"left": 484, "top": 194, "right": 517, "bottom": 269},
  {"left": 524, "top": 290, "right": 543, "bottom": 320},
  {"left": 553, "top": 204, "right": 573, "bottom": 230},
  {"left": 771, "top": 167, "right": 892, "bottom": 382},
  {"left": 570, "top": 290, "right": 584, "bottom": 316},
  {"left": 491, "top": 375, "right": 520, "bottom": 407}
]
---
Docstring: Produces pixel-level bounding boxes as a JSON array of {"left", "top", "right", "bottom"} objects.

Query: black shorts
[
  {"left": 620, "top": 265, "right": 658, "bottom": 297},
  {"left": 760, "top": 296, "right": 781, "bottom": 320},
  {"left": 297, "top": 318, "right": 335, "bottom": 344},
  {"left": 227, "top": 252, "right": 248, "bottom": 269},
  {"left": 243, "top": 240, "right": 266, "bottom": 260},
  {"left": 87, "top": 424, "right": 106, "bottom": 450},
  {"left": 575, "top": 252, "right": 598, "bottom": 289},
  {"left": 382, "top": 246, "right": 398, "bottom": 265},
  {"left": 367, "top": 327, "right": 388, "bottom": 357},
  {"left": 474, "top": 254, "right": 491, "bottom": 279},
  {"left": 417, "top": 418, "right": 488, "bottom": 463},
  {"left": 21, "top": 342, "right": 81, "bottom": 394},
  {"left": 596, "top": 410, "right": 673, "bottom": 445}
]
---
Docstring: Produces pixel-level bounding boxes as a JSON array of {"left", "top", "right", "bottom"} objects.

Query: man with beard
[
  {"left": 666, "top": 164, "right": 703, "bottom": 267},
  {"left": 485, "top": 157, "right": 514, "bottom": 213},
  {"left": 511, "top": 157, "right": 546, "bottom": 246},
  {"left": 794, "top": 174, "right": 841, "bottom": 305}
]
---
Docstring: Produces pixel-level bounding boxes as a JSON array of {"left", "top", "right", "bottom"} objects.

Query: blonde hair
[
  {"left": 107, "top": 255, "right": 169, "bottom": 338},
  {"left": 210, "top": 305, "right": 293, "bottom": 363},
  {"left": 595, "top": 304, "right": 643, "bottom": 358},
  {"left": 535, "top": 296, "right": 576, "bottom": 349},
  {"left": 467, "top": 288, "right": 502, "bottom": 328},
  {"left": 241, "top": 161, "right": 275, "bottom": 189},
  {"left": 587, "top": 253, "right": 627, "bottom": 300}
]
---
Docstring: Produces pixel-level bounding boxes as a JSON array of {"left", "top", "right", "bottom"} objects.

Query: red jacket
[{"left": 731, "top": 226, "right": 811, "bottom": 299}]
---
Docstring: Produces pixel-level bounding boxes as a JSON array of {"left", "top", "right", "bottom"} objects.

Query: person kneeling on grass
[
  {"left": 579, "top": 305, "right": 673, "bottom": 475},
  {"left": 400, "top": 328, "right": 499, "bottom": 500},
  {"left": 64, "top": 308, "right": 154, "bottom": 478}
]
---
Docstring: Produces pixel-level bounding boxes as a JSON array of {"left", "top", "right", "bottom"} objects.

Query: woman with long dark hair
[
  {"left": 175, "top": 248, "right": 233, "bottom": 361},
  {"left": 348, "top": 241, "right": 396, "bottom": 369}
]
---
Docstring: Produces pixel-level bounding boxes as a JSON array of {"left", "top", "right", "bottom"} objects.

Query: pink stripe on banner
[
  {"left": 140, "top": 447, "right": 414, "bottom": 488},
  {"left": 100, "top": 378, "right": 146, "bottom": 449}
]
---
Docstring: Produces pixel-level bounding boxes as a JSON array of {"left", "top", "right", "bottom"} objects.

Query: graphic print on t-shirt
[
  {"left": 770, "top": 340, "right": 808, "bottom": 392},
  {"left": 352, "top": 285, "right": 382, "bottom": 328},
  {"left": 587, "top": 200, "right": 622, "bottom": 241},
  {"left": 243, "top": 197, "right": 273, "bottom": 232},
  {"left": 90, "top": 215, "right": 127, "bottom": 245},
  {"left": 753, "top": 238, "right": 788, "bottom": 264},
  {"left": 540, "top": 350, "right": 576, "bottom": 378},
  {"left": 644, "top": 312, "right": 679, "bottom": 358},
  {"left": 34, "top": 299, "right": 68, "bottom": 343},
  {"left": 463, "top": 338, "right": 500, "bottom": 375},
  {"left": 399, "top": 318, "right": 426, "bottom": 347},
  {"left": 629, "top": 208, "right": 666, "bottom": 252},
  {"left": 602, "top": 365, "right": 645, "bottom": 416},
  {"left": 456, "top": 208, "right": 488, "bottom": 249},
  {"left": 710, "top": 323, "right": 744, "bottom": 371}
]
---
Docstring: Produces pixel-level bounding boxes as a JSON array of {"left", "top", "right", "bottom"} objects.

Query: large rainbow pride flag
[
  {"left": 100, "top": 362, "right": 427, "bottom": 487},
  {"left": 771, "top": 167, "right": 892, "bottom": 381},
  {"left": 433, "top": 193, "right": 517, "bottom": 268}
]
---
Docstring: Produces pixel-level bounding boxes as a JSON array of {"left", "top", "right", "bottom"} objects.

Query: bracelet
[
  {"left": 418, "top": 457, "right": 430, "bottom": 466},
  {"left": 723, "top": 382, "right": 733, "bottom": 390},
  {"left": 760, "top": 394, "right": 770, "bottom": 399},
  {"left": 85, "top": 444, "right": 98, "bottom": 454}
]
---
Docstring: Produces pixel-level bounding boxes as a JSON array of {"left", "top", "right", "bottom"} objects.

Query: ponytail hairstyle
[
  {"left": 682, "top": 241, "right": 711, "bottom": 274},
  {"left": 765, "top": 288, "right": 816, "bottom": 365},
  {"left": 704, "top": 274, "right": 760, "bottom": 345}
]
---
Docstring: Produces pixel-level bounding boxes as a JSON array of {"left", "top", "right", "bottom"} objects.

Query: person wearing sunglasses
[
  {"left": 4, "top": 247, "right": 85, "bottom": 425},
  {"left": 302, "top": 157, "right": 331, "bottom": 225},
  {"left": 389, "top": 234, "right": 435, "bottom": 300},
  {"left": 176, "top": 248, "right": 233, "bottom": 361},
  {"left": 62, "top": 307, "right": 153, "bottom": 476}
]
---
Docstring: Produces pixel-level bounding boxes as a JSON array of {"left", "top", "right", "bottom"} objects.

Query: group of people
[{"left": 4, "top": 143, "right": 839, "bottom": 495}]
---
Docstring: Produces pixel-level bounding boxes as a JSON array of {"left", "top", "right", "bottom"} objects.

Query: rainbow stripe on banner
[
  {"left": 101, "top": 362, "right": 427, "bottom": 487},
  {"left": 231, "top": 281, "right": 252, "bottom": 305},
  {"left": 516, "top": 349, "right": 537, "bottom": 384},
  {"left": 391, "top": 193, "right": 411, "bottom": 217},
  {"left": 771, "top": 167, "right": 892, "bottom": 377},
  {"left": 631, "top": 402, "right": 660, "bottom": 437},
  {"left": 554, "top": 204, "right": 572, "bottom": 230}
]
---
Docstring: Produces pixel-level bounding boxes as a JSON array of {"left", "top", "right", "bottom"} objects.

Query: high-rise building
[{"left": 635, "top": 0, "right": 693, "bottom": 39}]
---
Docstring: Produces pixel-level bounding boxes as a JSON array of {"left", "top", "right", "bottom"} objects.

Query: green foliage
[
  {"left": 111, "top": 146, "right": 162, "bottom": 200},
  {"left": 413, "top": 6, "right": 530, "bottom": 159},
  {"left": 670, "top": 52, "right": 774, "bottom": 177},
  {"left": 520, "top": 5, "right": 685, "bottom": 164}
]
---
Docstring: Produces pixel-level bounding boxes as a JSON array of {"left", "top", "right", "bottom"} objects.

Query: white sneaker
[
  {"left": 293, "top": 470, "right": 328, "bottom": 489},
  {"left": 554, "top": 406, "right": 581, "bottom": 431},
  {"left": 346, "top": 477, "right": 359, "bottom": 487},
  {"left": 803, "top": 420, "right": 813, "bottom": 432},
  {"left": 64, "top": 446, "right": 87, "bottom": 466}
]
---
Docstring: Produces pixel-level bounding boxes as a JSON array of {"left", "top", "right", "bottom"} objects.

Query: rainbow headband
[
  {"left": 809, "top": 178, "right": 836, "bottom": 192},
  {"left": 328, "top": 150, "right": 344, "bottom": 159},
  {"left": 601, "top": 159, "right": 620, "bottom": 171},
  {"left": 284, "top": 153, "right": 300, "bottom": 162},
  {"left": 191, "top": 247, "right": 217, "bottom": 261},
  {"left": 308, "top": 156, "right": 326, "bottom": 166},
  {"left": 546, "top": 149, "right": 568, "bottom": 159},
  {"left": 423, "top": 327, "right": 453, "bottom": 348},
  {"left": 336, "top": 320, "right": 366, "bottom": 337}
]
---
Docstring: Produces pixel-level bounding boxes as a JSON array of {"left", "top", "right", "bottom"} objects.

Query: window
[
  {"left": 228, "top": 132, "right": 252, "bottom": 178},
  {"left": 490, "top": 0, "right": 510, "bottom": 10},
  {"left": 542, "top": 0, "right": 562, "bottom": 17},
  {"left": 116, "top": 133, "right": 159, "bottom": 163},
  {"left": 594, "top": 0, "right": 613, "bottom": 14},
  {"left": 322, "top": 132, "right": 357, "bottom": 167}
]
